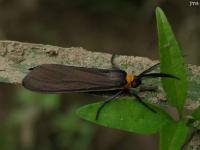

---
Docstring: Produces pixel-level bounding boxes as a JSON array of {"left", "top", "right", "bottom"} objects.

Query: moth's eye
[{"left": 131, "top": 79, "right": 141, "bottom": 88}]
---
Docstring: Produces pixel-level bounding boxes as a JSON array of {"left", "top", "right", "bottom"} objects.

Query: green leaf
[
  {"left": 191, "top": 105, "right": 200, "bottom": 120},
  {"left": 156, "top": 7, "right": 187, "bottom": 114},
  {"left": 77, "top": 98, "right": 172, "bottom": 134},
  {"left": 160, "top": 121, "right": 188, "bottom": 150}
]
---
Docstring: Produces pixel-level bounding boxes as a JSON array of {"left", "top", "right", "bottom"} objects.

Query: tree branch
[{"left": 0, "top": 40, "right": 160, "bottom": 84}]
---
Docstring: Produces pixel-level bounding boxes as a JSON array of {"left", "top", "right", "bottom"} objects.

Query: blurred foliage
[
  {"left": 40, "top": 0, "right": 142, "bottom": 15},
  {"left": 0, "top": 88, "right": 95, "bottom": 150}
]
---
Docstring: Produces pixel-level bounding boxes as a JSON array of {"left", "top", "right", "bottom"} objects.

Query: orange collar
[{"left": 125, "top": 73, "right": 134, "bottom": 88}]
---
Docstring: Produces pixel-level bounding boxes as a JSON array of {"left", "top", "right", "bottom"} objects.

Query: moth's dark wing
[{"left": 22, "top": 64, "right": 127, "bottom": 93}]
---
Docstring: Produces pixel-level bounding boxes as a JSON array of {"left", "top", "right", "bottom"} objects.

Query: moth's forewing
[{"left": 22, "top": 64, "right": 127, "bottom": 93}]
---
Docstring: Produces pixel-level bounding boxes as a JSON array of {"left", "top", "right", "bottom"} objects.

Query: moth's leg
[
  {"left": 96, "top": 90, "right": 123, "bottom": 120},
  {"left": 128, "top": 89, "right": 156, "bottom": 113},
  {"left": 111, "top": 54, "right": 120, "bottom": 70}
]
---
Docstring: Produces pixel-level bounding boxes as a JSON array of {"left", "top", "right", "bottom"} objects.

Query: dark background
[{"left": 0, "top": 0, "right": 199, "bottom": 150}]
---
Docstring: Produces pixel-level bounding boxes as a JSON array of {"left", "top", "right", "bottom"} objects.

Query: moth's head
[{"left": 131, "top": 76, "right": 142, "bottom": 88}]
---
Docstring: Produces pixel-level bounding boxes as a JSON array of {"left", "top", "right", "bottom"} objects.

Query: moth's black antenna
[
  {"left": 139, "top": 63, "right": 160, "bottom": 76},
  {"left": 133, "top": 63, "right": 179, "bottom": 88},
  {"left": 137, "top": 63, "right": 179, "bottom": 80},
  {"left": 140, "top": 73, "right": 180, "bottom": 80}
]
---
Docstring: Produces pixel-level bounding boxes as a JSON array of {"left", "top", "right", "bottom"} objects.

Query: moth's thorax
[{"left": 125, "top": 73, "right": 134, "bottom": 88}]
